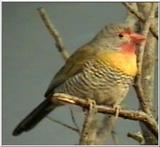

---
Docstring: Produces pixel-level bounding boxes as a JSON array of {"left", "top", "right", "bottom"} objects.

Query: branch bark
[
  {"left": 134, "top": 3, "right": 157, "bottom": 115},
  {"left": 52, "top": 93, "right": 158, "bottom": 138},
  {"left": 37, "top": 7, "right": 69, "bottom": 61},
  {"left": 79, "top": 100, "right": 97, "bottom": 145},
  {"left": 123, "top": 3, "right": 158, "bottom": 39},
  {"left": 135, "top": 3, "right": 158, "bottom": 144},
  {"left": 46, "top": 116, "right": 79, "bottom": 133},
  {"left": 127, "top": 132, "right": 145, "bottom": 144},
  {"left": 69, "top": 107, "right": 81, "bottom": 134}
]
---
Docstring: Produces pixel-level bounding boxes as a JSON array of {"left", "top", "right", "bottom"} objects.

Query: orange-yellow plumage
[
  {"left": 13, "top": 23, "right": 145, "bottom": 137},
  {"left": 98, "top": 52, "right": 137, "bottom": 76}
]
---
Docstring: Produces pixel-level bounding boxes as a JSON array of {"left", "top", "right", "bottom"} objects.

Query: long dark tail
[{"left": 12, "top": 99, "right": 56, "bottom": 136}]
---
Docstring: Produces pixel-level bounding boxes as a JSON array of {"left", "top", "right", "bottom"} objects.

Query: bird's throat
[
  {"left": 120, "top": 43, "right": 137, "bottom": 54},
  {"left": 97, "top": 49, "right": 137, "bottom": 76}
]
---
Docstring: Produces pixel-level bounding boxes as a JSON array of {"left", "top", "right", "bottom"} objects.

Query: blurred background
[{"left": 2, "top": 2, "right": 158, "bottom": 145}]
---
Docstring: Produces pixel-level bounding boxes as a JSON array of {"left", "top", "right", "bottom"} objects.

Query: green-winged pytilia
[{"left": 13, "top": 24, "right": 145, "bottom": 136}]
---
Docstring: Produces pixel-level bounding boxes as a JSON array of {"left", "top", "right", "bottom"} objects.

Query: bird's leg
[
  {"left": 87, "top": 98, "right": 97, "bottom": 112},
  {"left": 82, "top": 98, "right": 97, "bottom": 121},
  {"left": 82, "top": 98, "right": 97, "bottom": 113},
  {"left": 113, "top": 104, "right": 121, "bottom": 118}
]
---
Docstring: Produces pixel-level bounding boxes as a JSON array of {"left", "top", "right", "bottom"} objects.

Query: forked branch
[{"left": 52, "top": 93, "right": 158, "bottom": 138}]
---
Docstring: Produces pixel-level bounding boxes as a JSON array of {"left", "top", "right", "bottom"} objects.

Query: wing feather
[{"left": 44, "top": 45, "right": 97, "bottom": 97}]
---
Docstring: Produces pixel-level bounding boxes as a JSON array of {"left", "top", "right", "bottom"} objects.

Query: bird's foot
[
  {"left": 85, "top": 99, "right": 97, "bottom": 113},
  {"left": 113, "top": 105, "right": 121, "bottom": 118}
]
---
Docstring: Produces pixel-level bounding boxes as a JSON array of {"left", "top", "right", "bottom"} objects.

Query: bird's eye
[{"left": 118, "top": 33, "right": 124, "bottom": 38}]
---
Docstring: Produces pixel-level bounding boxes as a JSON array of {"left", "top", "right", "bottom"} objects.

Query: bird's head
[{"left": 93, "top": 24, "right": 145, "bottom": 54}]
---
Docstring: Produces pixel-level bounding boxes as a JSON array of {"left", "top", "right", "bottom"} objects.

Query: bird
[{"left": 12, "top": 23, "right": 145, "bottom": 136}]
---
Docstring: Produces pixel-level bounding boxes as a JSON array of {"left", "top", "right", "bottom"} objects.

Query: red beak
[{"left": 130, "top": 33, "right": 145, "bottom": 44}]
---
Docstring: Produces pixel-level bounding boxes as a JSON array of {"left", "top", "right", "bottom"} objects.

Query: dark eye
[{"left": 118, "top": 33, "right": 124, "bottom": 38}]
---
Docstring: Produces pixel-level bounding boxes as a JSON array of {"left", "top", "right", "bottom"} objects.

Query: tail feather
[{"left": 12, "top": 99, "right": 55, "bottom": 136}]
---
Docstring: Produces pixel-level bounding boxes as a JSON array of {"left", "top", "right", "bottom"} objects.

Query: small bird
[{"left": 13, "top": 24, "right": 145, "bottom": 136}]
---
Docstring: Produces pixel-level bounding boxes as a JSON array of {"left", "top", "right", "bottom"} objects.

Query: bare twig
[
  {"left": 52, "top": 93, "right": 158, "bottom": 138},
  {"left": 123, "top": 3, "right": 144, "bottom": 21},
  {"left": 127, "top": 132, "right": 145, "bottom": 144},
  {"left": 69, "top": 107, "right": 81, "bottom": 134},
  {"left": 125, "top": 3, "right": 138, "bottom": 30},
  {"left": 134, "top": 3, "right": 157, "bottom": 115},
  {"left": 79, "top": 99, "right": 97, "bottom": 145},
  {"left": 38, "top": 7, "right": 82, "bottom": 139},
  {"left": 37, "top": 7, "right": 69, "bottom": 61},
  {"left": 123, "top": 3, "right": 158, "bottom": 39},
  {"left": 135, "top": 3, "right": 158, "bottom": 145},
  {"left": 46, "top": 116, "right": 79, "bottom": 133}
]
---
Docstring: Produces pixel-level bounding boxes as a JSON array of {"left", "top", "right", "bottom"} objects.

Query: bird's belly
[
  {"left": 93, "top": 84, "right": 130, "bottom": 106},
  {"left": 54, "top": 70, "right": 133, "bottom": 106}
]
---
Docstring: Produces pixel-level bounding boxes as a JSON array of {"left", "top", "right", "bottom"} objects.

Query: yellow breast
[{"left": 97, "top": 51, "right": 137, "bottom": 76}]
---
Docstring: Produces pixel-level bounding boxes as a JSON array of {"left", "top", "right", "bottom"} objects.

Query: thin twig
[
  {"left": 46, "top": 116, "right": 79, "bottom": 133},
  {"left": 69, "top": 107, "right": 81, "bottom": 134},
  {"left": 52, "top": 93, "right": 158, "bottom": 138},
  {"left": 79, "top": 99, "right": 97, "bottom": 145},
  {"left": 127, "top": 132, "right": 145, "bottom": 144},
  {"left": 134, "top": 3, "right": 157, "bottom": 115},
  {"left": 125, "top": 3, "right": 138, "bottom": 30},
  {"left": 123, "top": 3, "right": 158, "bottom": 39},
  {"left": 37, "top": 7, "right": 69, "bottom": 61}
]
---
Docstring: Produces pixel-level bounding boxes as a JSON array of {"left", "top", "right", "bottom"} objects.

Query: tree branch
[
  {"left": 37, "top": 7, "right": 69, "bottom": 61},
  {"left": 46, "top": 116, "right": 79, "bottom": 133},
  {"left": 69, "top": 107, "right": 81, "bottom": 134},
  {"left": 134, "top": 3, "right": 157, "bottom": 115},
  {"left": 135, "top": 3, "right": 158, "bottom": 145},
  {"left": 127, "top": 132, "right": 145, "bottom": 144},
  {"left": 125, "top": 3, "right": 138, "bottom": 30},
  {"left": 123, "top": 3, "right": 158, "bottom": 39},
  {"left": 51, "top": 93, "right": 158, "bottom": 138},
  {"left": 79, "top": 99, "right": 97, "bottom": 145}
]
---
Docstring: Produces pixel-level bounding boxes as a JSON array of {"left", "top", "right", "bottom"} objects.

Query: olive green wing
[{"left": 44, "top": 46, "right": 97, "bottom": 97}]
